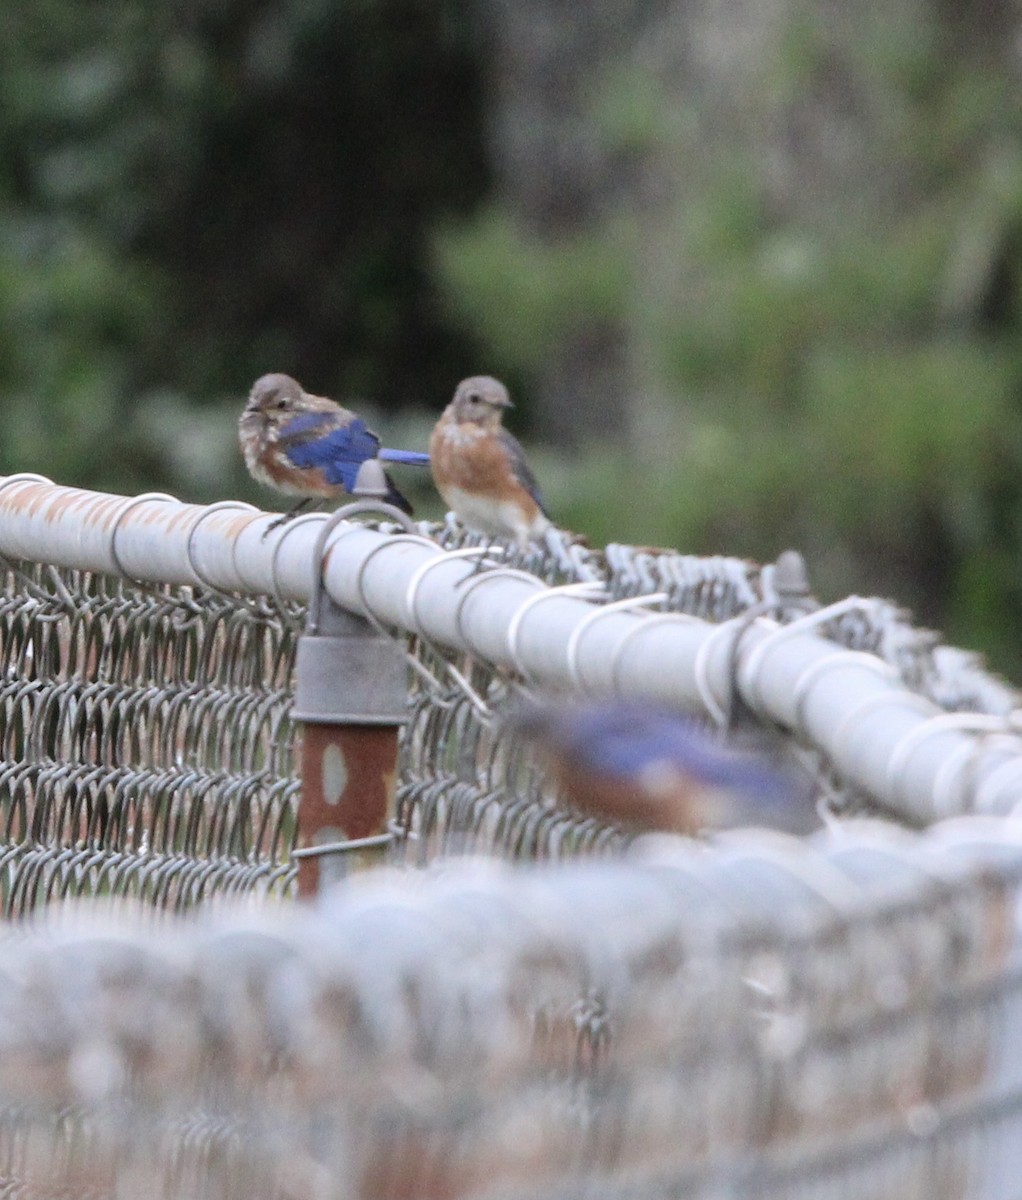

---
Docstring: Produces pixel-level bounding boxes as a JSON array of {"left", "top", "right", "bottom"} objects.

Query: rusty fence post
[
  {"left": 290, "top": 467, "right": 414, "bottom": 896},
  {"left": 291, "top": 600, "right": 409, "bottom": 895}
]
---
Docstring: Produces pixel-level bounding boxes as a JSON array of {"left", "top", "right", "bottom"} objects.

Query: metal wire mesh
[{"left": 0, "top": 558, "right": 299, "bottom": 913}]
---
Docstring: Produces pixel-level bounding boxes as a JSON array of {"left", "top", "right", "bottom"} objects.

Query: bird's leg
[
  {"left": 457, "top": 538, "right": 502, "bottom": 585},
  {"left": 262, "top": 498, "right": 313, "bottom": 538}
]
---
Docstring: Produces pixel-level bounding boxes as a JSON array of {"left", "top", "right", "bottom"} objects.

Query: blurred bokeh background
[{"left": 2, "top": 0, "right": 1022, "bottom": 673}]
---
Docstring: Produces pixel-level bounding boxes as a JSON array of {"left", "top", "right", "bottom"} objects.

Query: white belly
[{"left": 444, "top": 486, "right": 548, "bottom": 546}]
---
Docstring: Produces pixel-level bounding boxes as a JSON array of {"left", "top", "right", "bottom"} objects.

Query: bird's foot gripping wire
[
  {"left": 261, "top": 499, "right": 314, "bottom": 540},
  {"left": 456, "top": 540, "right": 507, "bottom": 585}
]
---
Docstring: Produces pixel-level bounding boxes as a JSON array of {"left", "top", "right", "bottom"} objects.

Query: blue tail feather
[{"left": 378, "top": 448, "right": 430, "bottom": 467}]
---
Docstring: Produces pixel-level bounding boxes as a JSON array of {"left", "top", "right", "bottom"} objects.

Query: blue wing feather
[
  {"left": 281, "top": 414, "right": 381, "bottom": 489},
  {"left": 277, "top": 410, "right": 415, "bottom": 510}
]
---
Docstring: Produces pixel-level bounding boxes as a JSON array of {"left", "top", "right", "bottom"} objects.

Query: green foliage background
[
  {"left": 3, "top": 0, "right": 1022, "bottom": 675},
  {"left": 0, "top": 0, "right": 486, "bottom": 499}
]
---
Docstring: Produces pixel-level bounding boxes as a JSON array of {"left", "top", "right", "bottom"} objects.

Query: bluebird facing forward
[
  {"left": 430, "top": 376, "right": 550, "bottom": 554},
  {"left": 512, "top": 699, "right": 817, "bottom": 837},
  {"left": 239, "top": 373, "right": 430, "bottom": 522}
]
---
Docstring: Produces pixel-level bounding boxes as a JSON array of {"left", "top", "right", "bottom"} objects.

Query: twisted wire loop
[
  {"left": 0, "top": 821, "right": 1014, "bottom": 1197},
  {"left": 0, "top": 559, "right": 300, "bottom": 913},
  {"left": 603, "top": 543, "right": 768, "bottom": 619}
]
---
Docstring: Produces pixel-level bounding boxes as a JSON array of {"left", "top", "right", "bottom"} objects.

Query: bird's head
[
  {"left": 243, "top": 373, "right": 305, "bottom": 423},
  {"left": 449, "top": 376, "right": 514, "bottom": 428}
]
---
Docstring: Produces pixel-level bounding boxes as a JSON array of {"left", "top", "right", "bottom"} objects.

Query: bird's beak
[
  {"left": 495, "top": 395, "right": 514, "bottom": 410},
  {"left": 243, "top": 399, "right": 260, "bottom": 414}
]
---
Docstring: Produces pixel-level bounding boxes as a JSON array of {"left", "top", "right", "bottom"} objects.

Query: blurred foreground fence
[
  {"left": 1, "top": 829, "right": 1022, "bottom": 1200},
  {"left": 1, "top": 473, "right": 1022, "bottom": 1197}
]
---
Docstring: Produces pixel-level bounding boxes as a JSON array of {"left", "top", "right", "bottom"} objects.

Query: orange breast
[{"left": 429, "top": 423, "right": 538, "bottom": 512}]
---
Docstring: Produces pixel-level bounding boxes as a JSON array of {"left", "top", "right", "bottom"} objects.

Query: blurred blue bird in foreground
[
  {"left": 239, "top": 373, "right": 430, "bottom": 523},
  {"left": 512, "top": 699, "right": 817, "bottom": 837}
]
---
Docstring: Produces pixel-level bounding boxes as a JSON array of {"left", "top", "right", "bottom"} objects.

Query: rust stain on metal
[
  {"left": 38, "top": 490, "right": 80, "bottom": 524},
  {"left": 160, "top": 503, "right": 203, "bottom": 531},
  {"left": 222, "top": 512, "right": 264, "bottom": 538},
  {"left": 76, "top": 494, "right": 134, "bottom": 533},
  {"left": 152, "top": 503, "right": 264, "bottom": 541},
  {"left": 2, "top": 482, "right": 60, "bottom": 521},
  {"left": 136, "top": 502, "right": 179, "bottom": 527},
  {"left": 0, "top": 484, "right": 39, "bottom": 509},
  {"left": 296, "top": 722, "right": 399, "bottom": 897},
  {"left": 38, "top": 489, "right": 114, "bottom": 527}
]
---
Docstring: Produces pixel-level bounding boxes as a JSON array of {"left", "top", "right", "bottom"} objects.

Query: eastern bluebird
[
  {"left": 511, "top": 699, "right": 817, "bottom": 837},
  {"left": 429, "top": 376, "right": 550, "bottom": 557},
  {"left": 239, "top": 373, "right": 430, "bottom": 523}
]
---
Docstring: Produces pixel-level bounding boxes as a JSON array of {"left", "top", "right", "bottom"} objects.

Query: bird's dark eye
[
  {"left": 276, "top": 397, "right": 289, "bottom": 409},
  {"left": 467, "top": 393, "right": 481, "bottom": 404}
]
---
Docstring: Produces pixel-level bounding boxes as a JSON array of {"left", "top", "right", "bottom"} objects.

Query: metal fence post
[
  {"left": 291, "top": 600, "right": 408, "bottom": 895},
  {"left": 290, "top": 463, "right": 414, "bottom": 896}
]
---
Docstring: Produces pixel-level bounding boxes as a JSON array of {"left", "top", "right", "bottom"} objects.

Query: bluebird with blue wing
[
  {"left": 512, "top": 699, "right": 818, "bottom": 837},
  {"left": 430, "top": 376, "right": 550, "bottom": 556},
  {"left": 239, "top": 373, "right": 430, "bottom": 523}
]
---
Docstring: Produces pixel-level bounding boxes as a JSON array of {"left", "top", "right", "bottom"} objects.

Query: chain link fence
[{"left": 0, "top": 476, "right": 1021, "bottom": 1197}]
